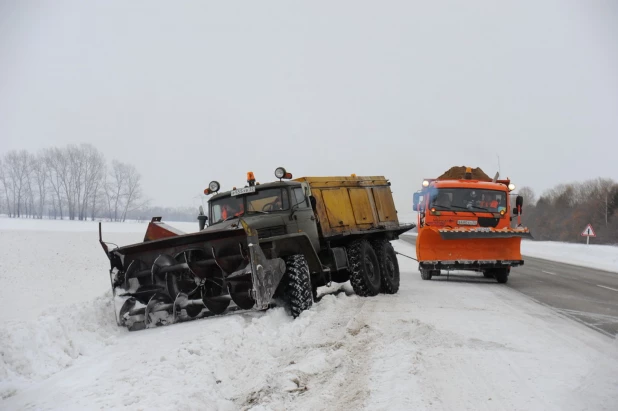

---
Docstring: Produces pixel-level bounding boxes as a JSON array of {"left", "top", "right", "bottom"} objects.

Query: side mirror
[
  {"left": 516, "top": 195, "right": 523, "bottom": 208},
  {"left": 413, "top": 204, "right": 418, "bottom": 212},
  {"left": 413, "top": 192, "right": 420, "bottom": 205},
  {"left": 512, "top": 207, "right": 519, "bottom": 216}
]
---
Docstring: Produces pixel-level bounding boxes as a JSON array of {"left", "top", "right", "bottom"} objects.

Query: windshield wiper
[
  {"left": 468, "top": 205, "right": 491, "bottom": 212},
  {"left": 443, "top": 204, "right": 477, "bottom": 216},
  {"left": 448, "top": 205, "right": 469, "bottom": 211},
  {"left": 223, "top": 212, "right": 245, "bottom": 222}
]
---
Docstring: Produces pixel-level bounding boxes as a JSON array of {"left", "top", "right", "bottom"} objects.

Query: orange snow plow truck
[{"left": 413, "top": 166, "right": 532, "bottom": 283}]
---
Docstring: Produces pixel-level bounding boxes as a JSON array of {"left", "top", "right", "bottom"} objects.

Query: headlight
[
  {"left": 208, "top": 181, "right": 220, "bottom": 192},
  {"left": 422, "top": 180, "right": 429, "bottom": 187},
  {"left": 275, "top": 167, "right": 287, "bottom": 179},
  {"left": 508, "top": 183, "right": 515, "bottom": 191}
]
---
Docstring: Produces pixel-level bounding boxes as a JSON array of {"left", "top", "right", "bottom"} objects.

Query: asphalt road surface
[{"left": 400, "top": 236, "right": 618, "bottom": 338}]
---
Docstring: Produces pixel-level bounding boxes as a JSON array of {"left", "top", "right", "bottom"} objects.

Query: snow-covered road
[{"left": 1, "top": 221, "right": 617, "bottom": 410}]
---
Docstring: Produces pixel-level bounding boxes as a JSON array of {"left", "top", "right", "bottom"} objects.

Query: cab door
[{"left": 290, "top": 185, "right": 321, "bottom": 251}]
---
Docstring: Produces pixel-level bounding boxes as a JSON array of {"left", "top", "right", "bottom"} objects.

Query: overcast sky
[{"left": 1, "top": 1, "right": 617, "bottom": 212}]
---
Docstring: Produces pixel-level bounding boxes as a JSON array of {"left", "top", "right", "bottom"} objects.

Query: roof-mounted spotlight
[
  {"left": 204, "top": 180, "right": 220, "bottom": 195},
  {"left": 275, "top": 167, "right": 293, "bottom": 180}
]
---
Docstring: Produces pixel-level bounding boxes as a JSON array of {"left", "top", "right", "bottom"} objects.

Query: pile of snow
[
  {"left": 0, "top": 293, "right": 121, "bottom": 400},
  {"left": 521, "top": 240, "right": 618, "bottom": 273},
  {"left": 1, "top": 219, "right": 617, "bottom": 409},
  {"left": 0, "top": 218, "right": 199, "bottom": 321},
  {"left": 0, "top": 217, "right": 198, "bottom": 234}
]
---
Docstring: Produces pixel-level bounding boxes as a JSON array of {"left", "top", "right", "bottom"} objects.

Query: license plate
[
  {"left": 231, "top": 186, "right": 256, "bottom": 196},
  {"left": 457, "top": 220, "right": 477, "bottom": 226}
]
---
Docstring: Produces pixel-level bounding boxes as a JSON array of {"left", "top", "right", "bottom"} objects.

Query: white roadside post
[{"left": 580, "top": 223, "right": 596, "bottom": 245}]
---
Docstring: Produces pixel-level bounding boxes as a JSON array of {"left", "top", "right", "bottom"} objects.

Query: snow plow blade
[
  {"left": 100, "top": 218, "right": 286, "bottom": 330},
  {"left": 416, "top": 227, "right": 526, "bottom": 270}
]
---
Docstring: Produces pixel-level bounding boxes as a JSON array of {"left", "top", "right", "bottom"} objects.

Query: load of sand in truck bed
[{"left": 437, "top": 166, "right": 492, "bottom": 181}]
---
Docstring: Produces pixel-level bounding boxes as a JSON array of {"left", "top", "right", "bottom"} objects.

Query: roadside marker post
[{"left": 580, "top": 223, "right": 596, "bottom": 245}]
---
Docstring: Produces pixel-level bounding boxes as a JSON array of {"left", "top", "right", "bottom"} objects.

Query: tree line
[
  {"left": 519, "top": 178, "right": 618, "bottom": 245},
  {"left": 0, "top": 144, "right": 147, "bottom": 221}
]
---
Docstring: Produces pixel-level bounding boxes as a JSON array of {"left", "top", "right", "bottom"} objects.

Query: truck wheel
[
  {"left": 282, "top": 255, "right": 313, "bottom": 318},
  {"left": 371, "top": 239, "right": 400, "bottom": 294},
  {"left": 347, "top": 239, "right": 382, "bottom": 297},
  {"left": 420, "top": 269, "right": 433, "bottom": 280},
  {"left": 494, "top": 268, "right": 509, "bottom": 284}
]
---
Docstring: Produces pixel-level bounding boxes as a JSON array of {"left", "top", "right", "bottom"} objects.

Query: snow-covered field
[
  {"left": 1, "top": 219, "right": 617, "bottom": 410},
  {"left": 521, "top": 240, "right": 618, "bottom": 273}
]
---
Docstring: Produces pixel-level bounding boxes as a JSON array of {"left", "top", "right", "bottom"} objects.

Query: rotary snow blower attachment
[
  {"left": 99, "top": 218, "right": 285, "bottom": 331},
  {"left": 413, "top": 166, "right": 532, "bottom": 283}
]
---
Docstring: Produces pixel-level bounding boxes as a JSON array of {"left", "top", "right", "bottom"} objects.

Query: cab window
[
  {"left": 247, "top": 188, "right": 290, "bottom": 213},
  {"left": 292, "top": 187, "right": 308, "bottom": 208}
]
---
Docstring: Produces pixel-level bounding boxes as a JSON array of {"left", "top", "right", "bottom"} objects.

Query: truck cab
[
  {"left": 205, "top": 180, "right": 320, "bottom": 252},
  {"left": 412, "top": 167, "right": 531, "bottom": 283},
  {"left": 414, "top": 179, "right": 514, "bottom": 231}
]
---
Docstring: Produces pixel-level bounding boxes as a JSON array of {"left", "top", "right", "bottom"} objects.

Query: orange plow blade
[{"left": 416, "top": 227, "right": 528, "bottom": 265}]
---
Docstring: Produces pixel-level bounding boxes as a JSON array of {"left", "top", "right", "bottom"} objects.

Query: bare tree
[
  {"left": 4, "top": 151, "right": 31, "bottom": 217},
  {"left": 592, "top": 178, "right": 616, "bottom": 227},
  {"left": 23, "top": 152, "right": 36, "bottom": 218},
  {"left": 105, "top": 160, "right": 127, "bottom": 221},
  {"left": 31, "top": 152, "right": 48, "bottom": 219},
  {"left": 517, "top": 186, "right": 536, "bottom": 208},
  {"left": 44, "top": 148, "right": 67, "bottom": 219},
  {"left": 77, "top": 144, "right": 105, "bottom": 220},
  {"left": 120, "top": 163, "right": 147, "bottom": 221},
  {"left": 103, "top": 160, "right": 148, "bottom": 222},
  {"left": 0, "top": 156, "right": 12, "bottom": 217},
  {"left": 2, "top": 145, "right": 152, "bottom": 223}
]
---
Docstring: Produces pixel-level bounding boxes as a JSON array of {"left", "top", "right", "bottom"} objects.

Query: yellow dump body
[{"left": 294, "top": 176, "right": 400, "bottom": 238}]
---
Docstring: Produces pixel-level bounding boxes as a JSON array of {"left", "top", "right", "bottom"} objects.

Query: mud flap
[
  {"left": 239, "top": 219, "right": 286, "bottom": 310},
  {"left": 247, "top": 242, "right": 286, "bottom": 310}
]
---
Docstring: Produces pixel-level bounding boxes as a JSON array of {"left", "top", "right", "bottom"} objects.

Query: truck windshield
[
  {"left": 246, "top": 188, "right": 289, "bottom": 213},
  {"left": 429, "top": 188, "right": 506, "bottom": 212},
  {"left": 210, "top": 196, "right": 244, "bottom": 224},
  {"left": 209, "top": 188, "right": 290, "bottom": 224}
]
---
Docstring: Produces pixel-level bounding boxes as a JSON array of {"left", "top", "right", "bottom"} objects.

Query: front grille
[
  {"left": 478, "top": 217, "right": 499, "bottom": 228},
  {"left": 257, "top": 226, "right": 286, "bottom": 239}
]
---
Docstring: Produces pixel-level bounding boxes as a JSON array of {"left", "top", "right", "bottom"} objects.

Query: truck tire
[
  {"left": 371, "top": 239, "right": 400, "bottom": 294},
  {"left": 420, "top": 269, "right": 433, "bottom": 280},
  {"left": 347, "top": 239, "right": 382, "bottom": 297},
  {"left": 494, "top": 268, "right": 509, "bottom": 284},
  {"left": 282, "top": 255, "right": 313, "bottom": 318}
]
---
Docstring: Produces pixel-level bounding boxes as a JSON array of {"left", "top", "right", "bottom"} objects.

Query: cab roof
[
  {"left": 430, "top": 179, "right": 510, "bottom": 191},
  {"left": 209, "top": 180, "right": 301, "bottom": 201}
]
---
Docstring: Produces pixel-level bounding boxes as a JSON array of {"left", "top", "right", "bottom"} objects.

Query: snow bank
[
  {"left": 0, "top": 217, "right": 198, "bottom": 234},
  {"left": 0, "top": 293, "right": 121, "bottom": 400},
  {"left": 522, "top": 240, "right": 618, "bottom": 273}
]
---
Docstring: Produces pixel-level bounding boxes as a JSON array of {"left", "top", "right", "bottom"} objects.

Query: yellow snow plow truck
[{"left": 100, "top": 168, "right": 415, "bottom": 330}]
